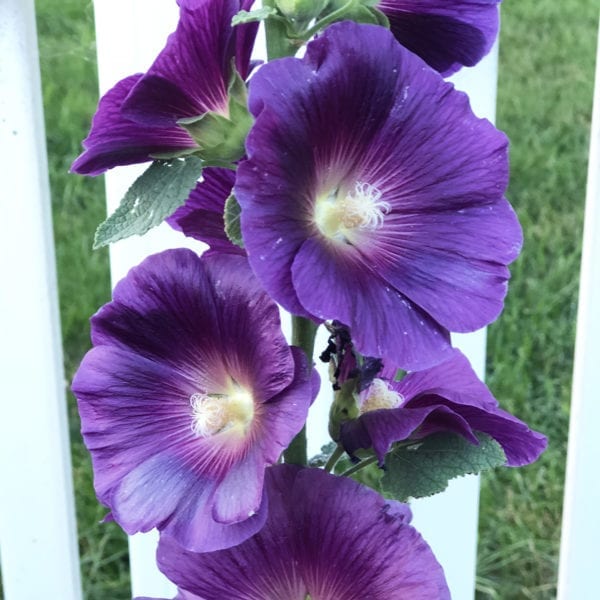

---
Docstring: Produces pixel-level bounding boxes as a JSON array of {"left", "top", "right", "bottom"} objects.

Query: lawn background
[{"left": 27, "top": 0, "right": 599, "bottom": 597}]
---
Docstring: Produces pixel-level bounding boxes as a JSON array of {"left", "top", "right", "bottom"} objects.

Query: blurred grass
[
  {"left": 478, "top": 1, "right": 596, "bottom": 598},
  {"left": 33, "top": 0, "right": 597, "bottom": 598}
]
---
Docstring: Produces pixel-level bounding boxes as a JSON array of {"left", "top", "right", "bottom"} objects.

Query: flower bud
[{"left": 275, "top": 0, "right": 328, "bottom": 23}]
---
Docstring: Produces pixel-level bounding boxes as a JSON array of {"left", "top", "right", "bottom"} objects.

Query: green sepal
[
  {"left": 381, "top": 432, "right": 507, "bottom": 502},
  {"left": 320, "top": 0, "right": 389, "bottom": 28},
  {"left": 93, "top": 157, "right": 203, "bottom": 249},
  {"left": 179, "top": 70, "right": 252, "bottom": 164},
  {"left": 328, "top": 379, "right": 360, "bottom": 442},
  {"left": 223, "top": 193, "right": 244, "bottom": 249},
  {"left": 275, "top": 0, "right": 329, "bottom": 23},
  {"left": 231, "top": 6, "right": 277, "bottom": 26}
]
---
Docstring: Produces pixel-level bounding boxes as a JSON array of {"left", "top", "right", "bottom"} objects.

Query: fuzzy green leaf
[
  {"left": 224, "top": 193, "right": 244, "bottom": 249},
  {"left": 232, "top": 7, "right": 277, "bottom": 26},
  {"left": 93, "top": 157, "right": 202, "bottom": 249},
  {"left": 381, "top": 433, "right": 506, "bottom": 502}
]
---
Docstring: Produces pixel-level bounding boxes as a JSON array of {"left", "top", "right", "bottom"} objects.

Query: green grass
[
  {"left": 33, "top": 0, "right": 597, "bottom": 597},
  {"left": 478, "top": 1, "right": 596, "bottom": 597}
]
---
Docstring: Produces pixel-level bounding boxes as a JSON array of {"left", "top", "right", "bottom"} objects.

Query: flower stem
[
  {"left": 291, "top": 315, "right": 318, "bottom": 359},
  {"left": 324, "top": 444, "right": 345, "bottom": 472},
  {"left": 283, "top": 315, "right": 318, "bottom": 466},
  {"left": 340, "top": 455, "right": 379, "bottom": 478},
  {"left": 298, "top": 0, "right": 354, "bottom": 40},
  {"left": 262, "top": 0, "right": 297, "bottom": 59}
]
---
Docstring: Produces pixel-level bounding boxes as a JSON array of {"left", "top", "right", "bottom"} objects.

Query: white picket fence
[{"left": 0, "top": 1, "right": 598, "bottom": 598}]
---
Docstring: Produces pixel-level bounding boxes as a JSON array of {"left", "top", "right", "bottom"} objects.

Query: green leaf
[
  {"left": 232, "top": 7, "right": 277, "bottom": 26},
  {"left": 93, "top": 157, "right": 202, "bottom": 249},
  {"left": 381, "top": 433, "right": 506, "bottom": 502},
  {"left": 308, "top": 441, "right": 337, "bottom": 467},
  {"left": 224, "top": 193, "right": 244, "bottom": 249}
]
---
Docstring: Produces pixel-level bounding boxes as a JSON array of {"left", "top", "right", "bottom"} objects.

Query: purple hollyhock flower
[
  {"left": 140, "top": 465, "right": 450, "bottom": 600},
  {"left": 167, "top": 167, "right": 245, "bottom": 256},
  {"left": 377, "top": 0, "right": 501, "bottom": 75},
  {"left": 72, "top": 250, "right": 318, "bottom": 552},
  {"left": 71, "top": 0, "right": 257, "bottom": 175},
  {"left": 339, "top": 349, "right": 547, "bottom": 467},
  {"left": 235, "top": 21, "right": 521, "bottom": 371}
]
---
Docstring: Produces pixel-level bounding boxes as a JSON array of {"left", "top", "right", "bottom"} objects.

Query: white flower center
[
  {"left": 190, "top": 384, "right": 254, "bottom": 438},
  {"left": 315, "top": 181, "right": 390, "bottom": 242},
  {"left": 360, "top": 378, "right": 403, "bottom": 414}
]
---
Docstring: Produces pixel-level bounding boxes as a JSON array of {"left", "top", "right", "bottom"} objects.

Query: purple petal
[
  {"left": 340, "top": 350, "right": 547, "bottom": 466},
  {"left": 377, "top": 0, "right": 500, "bottom": 75},
  {"left": 71, "top": 75, "right": 196, "bottom": 175},
  {"left": 291, "top": 237, "right": 452, "bottom": 370},
  {"left": 167, "top": 167, "right": 245, "bottom": 256},
  {"left": 156, "top": 466, "right": 450, "bottom": 599},
  {"left": 236, "top": 22, "right": 518, "bottom": 370},
  {"left": 122, "top": 0, "right": 257, "bottom": 127},
  {"left": 72, "top": 250, "right": 315, "bottom": 551}
]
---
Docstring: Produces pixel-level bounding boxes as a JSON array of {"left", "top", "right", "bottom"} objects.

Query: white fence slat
[
  {"left": 92, "top": 1, "right": 181, "bottom": 596},
  {"left": 0, "top": 1, "right": 83, "bottom": 598},
  {"left": 410, "top": 41, "right": 500, "bottom": 600},
  {"left": 557, "top": 19, "right": 600, "bottom": 600}
]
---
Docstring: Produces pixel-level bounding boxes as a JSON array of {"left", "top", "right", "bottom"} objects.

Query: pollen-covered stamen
[
  {"left": 360, "top": 378, "right": 403, "bottom": 414},
  {"left": 190, "top": 384, "right": 254, "bottom": 438},
  {"left": 315, "top": 181, "right": 391, "bottom": 241}
]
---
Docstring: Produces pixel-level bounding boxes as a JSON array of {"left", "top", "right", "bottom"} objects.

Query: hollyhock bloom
[
  {"left": 167, "top": 167, "right": 245, "bottom": 256},
  {"left": 72, "top": 250, "right": 318, "bottom": 552},
  {"left": 71, "top": 0, "right": 257, "bottom": 175},
  {"left": 377, "top": 0, "right": 501, "bottom": 75},
  {"left": 339, "top": 349, "right": 547, "bottom": 466},
  {"left": 235, "top": 21, "right": 521, "bottom": 371},
  {"left": 141, "top": 465, "right": 450, "bottom": 600}
]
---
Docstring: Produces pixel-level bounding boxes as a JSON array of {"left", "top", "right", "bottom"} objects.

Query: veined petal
[
  {"left": 122, "top": 0, "right": 257, "bottom": 127},
  {"left": 71, "top": 75, "right": 196, "bottom": 176},
  {"left": 156, "top": 466, "right": 450, "bottom": 599},
  {"left": 291, "top": 237, "right": 452, "bottom": 370},
  {"left": 237, "top": 22, "right": 517, "bottom": 370},
  {"left": 72, "top": 250, "right": 316, "bottom": 551},
  {"left": 167, "top": 167, "right": 245, "bottom": 256},
  {"left": 339, "top": 349, "right": 547, "bottom": 466},
  {"left": 377, "top": 0, "right": 500, "bottom": 75}
]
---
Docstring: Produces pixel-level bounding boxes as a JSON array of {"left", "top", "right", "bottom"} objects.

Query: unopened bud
[{"left": 275, "top": 0, "right": 328, "bottom": 22}]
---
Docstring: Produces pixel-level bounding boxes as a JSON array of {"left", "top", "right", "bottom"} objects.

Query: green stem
[
  {"left": 298, "top": 0, "right": 355, "bottom": 40},
  {"left": 283, "top": 316, "right": 318, "bottom": 466},
  {"left": 324, "top": 444, "right": 345, "bottom": 472},
  {"left": 263, "top": 0, "right": 297, "bottom": 59},
  {"left": 340, "top": 455, "right": 378, "bottom": 478},
  {"left": 291, "top": 315, "right": 318, "bottom": 358}
]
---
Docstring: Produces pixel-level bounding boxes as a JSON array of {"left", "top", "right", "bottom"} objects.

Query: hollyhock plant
[
  {"left": 338, "top": 348, "right": 547, "bottom": 467},
  {"left": 72, "top": 249, "right": 318, "bottom": 552},
  {"left": 71, "top": 0, "right": 257, "bottom": 175},
  {"left": 167, "top": 167, "right": 245, "bottom": 256},
  {"left": 70, "top": 2, "right": 549, "bottom": 596},
  {"left": 139, "top": 465, "right": 450, "bottom": 600},
  {"left": 236, "top": 21, "right": 521, "bottom": 371},
  {"left": 376, "top": 0, "right": 501, "bottom": 75}
]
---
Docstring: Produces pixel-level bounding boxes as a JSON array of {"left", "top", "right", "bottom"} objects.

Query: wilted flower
[
  {"left": 236, "top": 22, "right": 521, "bottom": 370},
  {"left": 72, "top": 250, "right": 317, "bottom": 551}
]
